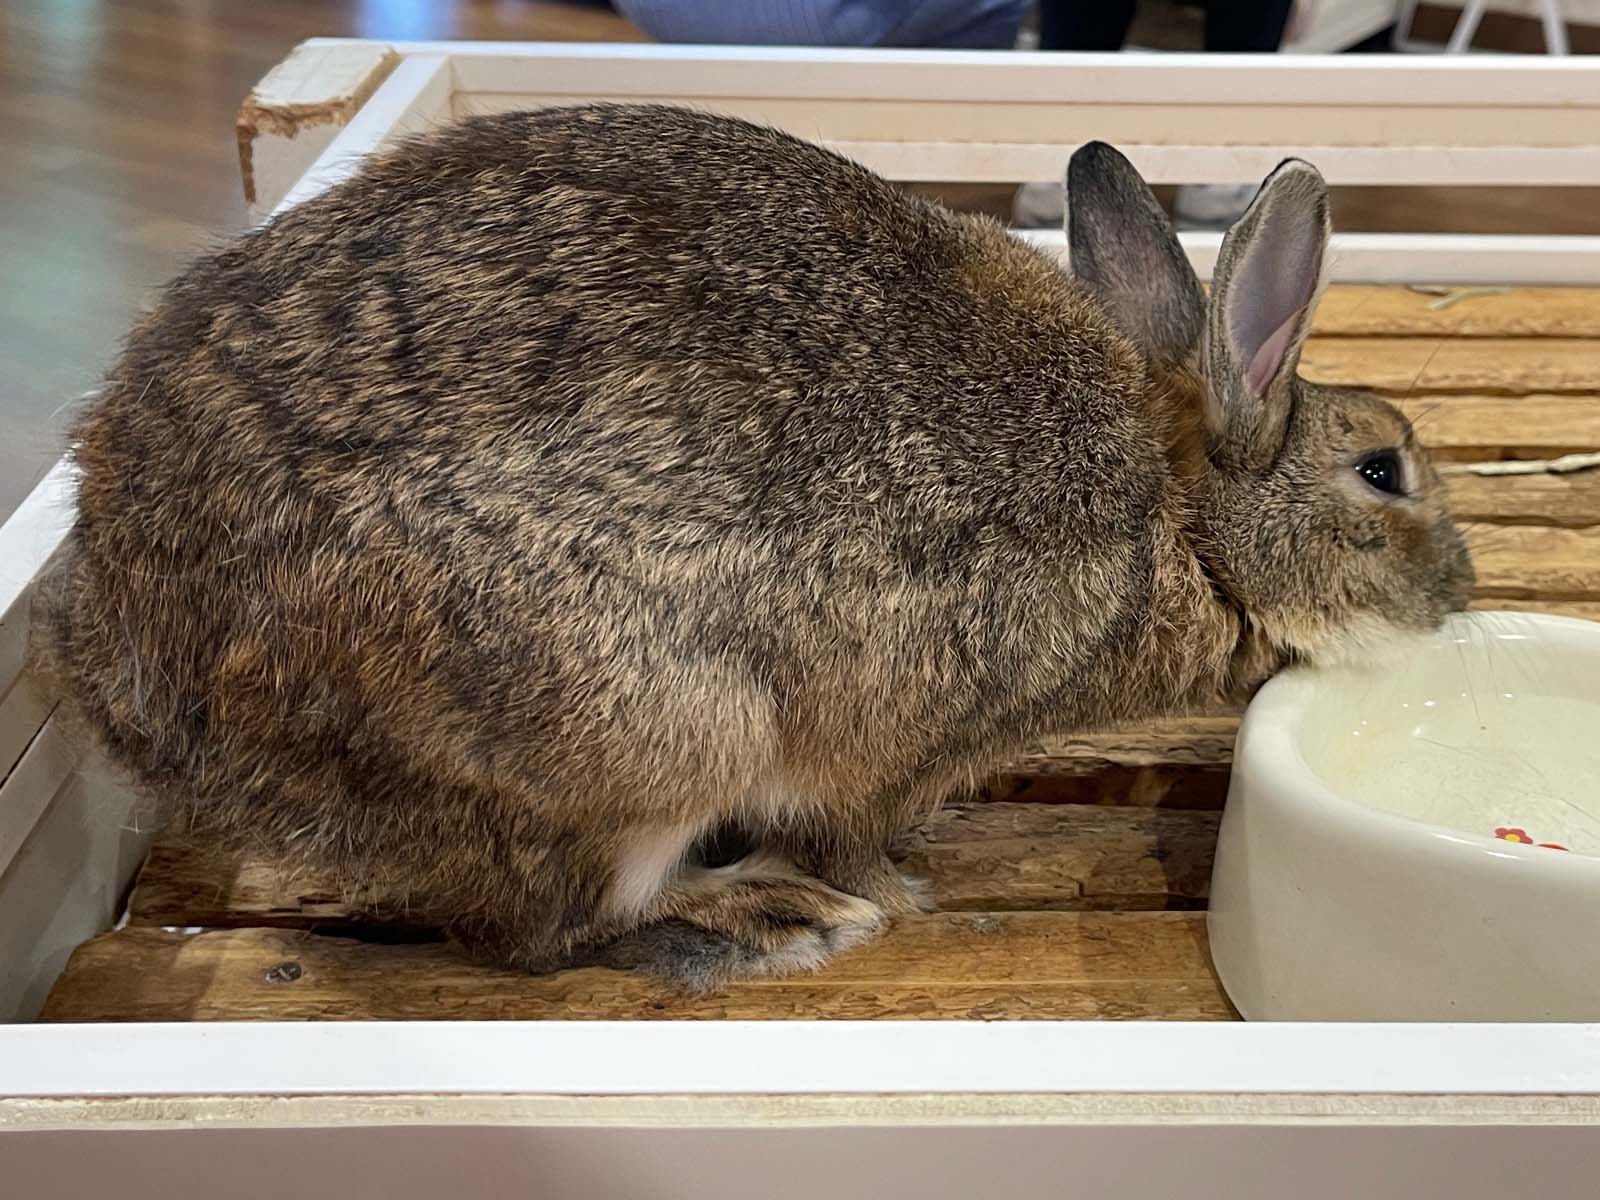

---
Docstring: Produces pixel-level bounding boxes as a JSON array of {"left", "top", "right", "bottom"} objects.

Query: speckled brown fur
[{"left": 40, "top": 110, "right": 1472, "bottom": 986}]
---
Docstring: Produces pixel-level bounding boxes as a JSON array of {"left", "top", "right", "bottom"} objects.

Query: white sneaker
[
  {"left": 1011, "top": 179, "right": 1258, "bottom": 234},
  {"left": 1173, "top": 182, "right": 1259, "bottom": 231},
  {"left": 1011, "top": 180, "right": 1064, "bottom": 229}
]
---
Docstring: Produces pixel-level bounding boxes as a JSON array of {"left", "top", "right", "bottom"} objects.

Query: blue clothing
[{"left": 612, "top": 0, "right": 1031, "bottom": 48}]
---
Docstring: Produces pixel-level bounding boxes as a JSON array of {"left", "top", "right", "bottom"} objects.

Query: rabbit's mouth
[{"left": 1255, "top": 609, "right": 1430, "bottom": 672}]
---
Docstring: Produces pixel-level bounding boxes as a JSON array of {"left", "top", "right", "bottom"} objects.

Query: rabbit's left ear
[
  {"left": 1204, "top": 159, "right": 1331, "bottom": 468},
  {"left": 1067, "top": 141, "right": 1204, "bottom": 369}
]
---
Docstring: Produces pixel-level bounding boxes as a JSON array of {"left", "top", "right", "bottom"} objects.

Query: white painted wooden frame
[
  {"left": 5, "top": 40, "right": 1600, "bottom": 1193},
  {"left": 239, "top": 40, "right": 1600, "bottom": 285}
]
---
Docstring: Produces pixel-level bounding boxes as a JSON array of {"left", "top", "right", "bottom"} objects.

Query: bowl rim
[{"left": 1234, "top": 609, "right": 1600, "bottom": 870}]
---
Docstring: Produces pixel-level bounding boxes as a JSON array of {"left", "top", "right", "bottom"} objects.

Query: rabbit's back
[{"left": 53, "top": 105, "right": 1172, "bottom": 838}]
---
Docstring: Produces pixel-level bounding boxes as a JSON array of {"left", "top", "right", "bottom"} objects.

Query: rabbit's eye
[{"left": 1356, "top": 450, "right": 1405, "bottom": 497}]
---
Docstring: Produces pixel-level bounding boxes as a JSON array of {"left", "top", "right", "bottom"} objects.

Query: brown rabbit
[{"left": 41, "top": 106, "right": 1473, "bottom": 987}]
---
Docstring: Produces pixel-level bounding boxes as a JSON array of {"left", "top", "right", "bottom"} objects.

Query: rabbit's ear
[
  {"left": 1204, "top": 159, "right": 1331, "bottom": 468},
  {"left": 1067, "top": 141, "right": 1204, "bottom": 368}
]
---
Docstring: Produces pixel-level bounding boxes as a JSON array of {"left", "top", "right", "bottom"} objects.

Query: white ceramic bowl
[{"left": 1208, "top": 611, "right": 1600, "bottom": 1021}]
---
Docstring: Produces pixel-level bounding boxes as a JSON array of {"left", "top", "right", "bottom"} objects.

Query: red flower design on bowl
[{"left": 1493, "top": 827, "right": 1571, "bottom": 852}]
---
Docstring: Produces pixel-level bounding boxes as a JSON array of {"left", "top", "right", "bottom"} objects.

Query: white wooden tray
[{"left": 4, "top": 40, "right": 1600, "bottom": 1197}]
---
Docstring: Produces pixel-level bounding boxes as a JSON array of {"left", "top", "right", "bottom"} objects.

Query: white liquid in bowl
[{"left": 1297, "top": 617, "right": 1600, "bottom": 856}]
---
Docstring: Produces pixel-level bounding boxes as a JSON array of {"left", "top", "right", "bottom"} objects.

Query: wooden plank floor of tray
[{"left": 39, "top": 284, "right": 1600, "bottom": 1023}]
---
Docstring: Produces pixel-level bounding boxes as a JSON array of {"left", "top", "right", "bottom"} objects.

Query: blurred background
[{"left": 2, "top": 0, "right": 1597, "bottom": 521}]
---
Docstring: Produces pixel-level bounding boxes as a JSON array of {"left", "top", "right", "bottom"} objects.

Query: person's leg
[
  {"left": 1168, "top": 0, "right": 1295, "bottom": 230},
  {"left": 1203, "top": 0, "right": 1294, "bottom": 52},
  {"left": 1036, "top": 0, "right": 1139, "bottom": 51},
  {"left": 1015, "top": 1, "right": 1140, "bottom": 230},
  {"left": 613, "top": 0, "right": 1029, "bottom": 49},
  {"left": 881, "top": 0, "right": 1033, "bottom": 48}
]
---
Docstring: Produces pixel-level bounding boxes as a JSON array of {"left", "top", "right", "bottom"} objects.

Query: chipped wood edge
[
  {"left": 269, "top": 55, "right": 455, "bottom": 220},
  {"left": 237, "top": 41, "right": 403, "bottom": 220},
  {"left": 5, "top": 1090, "right": 1600, "bottom": 1132}
]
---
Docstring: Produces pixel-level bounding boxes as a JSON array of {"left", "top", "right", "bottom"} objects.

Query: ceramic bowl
[{"left": 1208, "top": 610, "right": 1600, "bottom": 1021}]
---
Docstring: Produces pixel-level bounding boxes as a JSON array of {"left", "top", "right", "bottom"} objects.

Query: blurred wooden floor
[
  {"left": 0, "top": 0, "right": 643, "bottom": 517},
  {"left": 1, "top": 0, "right": 1596, "bottom": 519}
]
